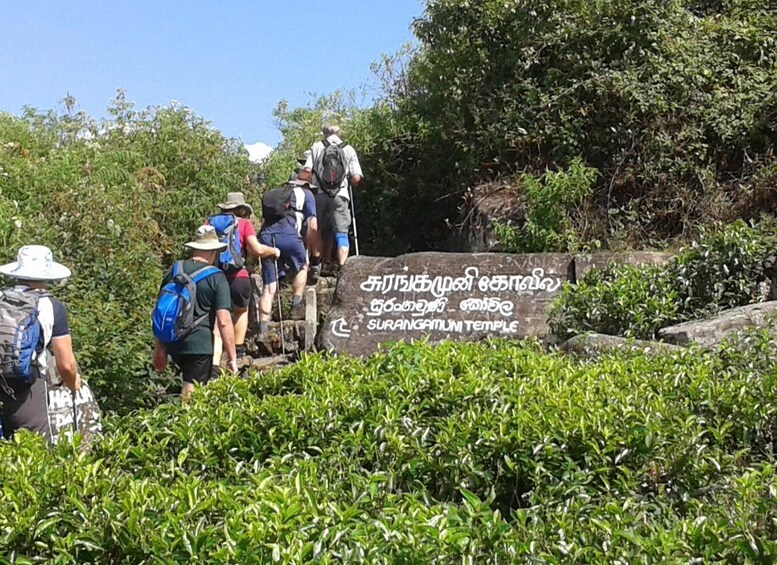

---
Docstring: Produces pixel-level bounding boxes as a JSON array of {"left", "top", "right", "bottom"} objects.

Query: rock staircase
[{"left": 239, "top": 273, "right": 337, "bottom": 371}]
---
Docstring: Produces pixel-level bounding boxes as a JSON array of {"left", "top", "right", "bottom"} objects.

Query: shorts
[
  {"left": 0, "top": 376, "right": 50, "bottom": 441},
  {"left": 227, "top": 276, "right": 252, "bottom": 309},
  {"left": 171, "top": 354, "right": 212, "bottom": 385},
  {"left": 259, "top": 231, "right": 307, "bottom": 285},
  {"left": 314, "top": 192, "right": 351, "bottom": 235}
]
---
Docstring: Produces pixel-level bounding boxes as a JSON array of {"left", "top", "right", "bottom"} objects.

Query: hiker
[
  {"left": 257, "top": 178, "right": 317, "bottom": 347},
  {"left": 304, "top": 124, "right": 363, "bottom": 280},
  {"left": 208, "top": 192, "right": 280, "bottom": 370},
  {"left": 152, "top": 225, "right": 238, "bottom": 401},
  {"left": 289, "top": 150, "right": 311, "bottom": 181},
  {"left": 0, "top": 245, "right": 80, "bottom": 441}
]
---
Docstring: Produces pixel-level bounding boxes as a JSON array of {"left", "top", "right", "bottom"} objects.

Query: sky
[{"left": 0, "top": 0, "right": 422, "bottom": 159}]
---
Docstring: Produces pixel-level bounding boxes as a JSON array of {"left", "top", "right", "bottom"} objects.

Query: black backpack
[
  {"left": 314, "top": 140, "right": 349, "bottom": 197},
  {"left": 261, "top": 185, "right": 296, "bottom": 226}
]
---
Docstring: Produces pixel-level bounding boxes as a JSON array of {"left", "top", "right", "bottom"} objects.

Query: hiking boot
[
  {"left": 308, "top": 263, "right": 321, "bottom": 284},
  {"left": 290, "top": 301, "right": 305, "bottom": 320}
]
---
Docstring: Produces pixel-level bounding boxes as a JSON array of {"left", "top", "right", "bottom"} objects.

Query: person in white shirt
[
  {"left": 0, "top": 245, "right": 80, "bottom": 441},
  {"left": 304, "top": 124, "right": 363, "bottom": 279}
]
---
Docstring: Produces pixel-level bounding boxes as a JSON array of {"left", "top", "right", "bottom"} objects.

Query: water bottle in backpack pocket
[
  {"left": 152, "top": 261, "right": 220, "bottom": 344},
  {"left": 0, "top": 288, "right": 42, "bottom": 383},
  {"left": 207, "top": 214, "right": 244, "bottom": 274}
]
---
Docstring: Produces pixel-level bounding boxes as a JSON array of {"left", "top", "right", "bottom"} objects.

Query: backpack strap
[
  {"left": 172, "top": 261, "right": 183, "bottom": 277},
  {"left": 190, "top": 265, "right": 220, "bottom": 284},
  {"left": 188, "top": 266, "right": 221, "bottom": 329}
]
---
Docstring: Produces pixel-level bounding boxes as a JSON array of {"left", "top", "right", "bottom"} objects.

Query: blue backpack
[
  {"left": 207, "top": 214, "right": 244, "bottom": 274},
  {"left": 0, "top": 288, "right": 43, "bottom": 384},
  {"left": 152, "top": 261, "right": 220, "bottom": 344}
]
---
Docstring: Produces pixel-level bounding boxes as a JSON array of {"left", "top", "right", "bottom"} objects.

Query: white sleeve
[
  {"left": 347, "top": 146, "right": 363, "bottom": 178},
  {"left": 37, "top": 296, "right": 54, "bottom": 372}
]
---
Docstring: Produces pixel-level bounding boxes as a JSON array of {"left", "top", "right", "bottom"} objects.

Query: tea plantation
[{"left": 2, "top": 334, "right": 777, "bottom": 562}]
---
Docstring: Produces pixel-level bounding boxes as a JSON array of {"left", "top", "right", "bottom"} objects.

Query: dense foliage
[
  {"left": 550, "top": 219, "right": 777, "bottom": 339},
  {"left": 0, "top": 92, "right": 257, "bottom": 413},
  {"left": 2, "top": 337, "right": 777, "bottom": 562},
  {"left": 265, "top": 0, "right": 777, "bottom": 254}
]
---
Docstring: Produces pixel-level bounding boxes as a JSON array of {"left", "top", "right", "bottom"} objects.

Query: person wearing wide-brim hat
[
  {"left": 209, "top": 193, "right": 280, "bottom": 370},
  {"left": 152, "top": 225, "right": 239, "bottom": 401},
  {"left": 0, "top": 245, "right": 81, "bottom": 441},
  {"left": 217, "top": 192, "right": 254, "bottom": 217}
]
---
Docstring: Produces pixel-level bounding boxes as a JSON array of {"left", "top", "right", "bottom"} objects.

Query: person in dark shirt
[
  {"left": 258, "top": 178, "right": 317, "bottom": 347},
  {"left": 152, "top": 226, "right": 237, "bottom": 401},
  {"left": 0, "top": 245, "right": 80, "bottom": 441}
]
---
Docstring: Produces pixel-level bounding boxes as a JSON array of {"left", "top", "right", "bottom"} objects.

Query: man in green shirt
[{"left": 152, "top": 225, "right": 237, "bottom": 401}]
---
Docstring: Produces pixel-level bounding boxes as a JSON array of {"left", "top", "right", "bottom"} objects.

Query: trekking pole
[
  {"left": 348, "top": 182, "right": 360, "bottom": 256},
  {"left": 71, "top": 388, "right": 78, "bottom": 435},
  {"left": 272, "top": 236, "right": 286, "bottom": 356}
]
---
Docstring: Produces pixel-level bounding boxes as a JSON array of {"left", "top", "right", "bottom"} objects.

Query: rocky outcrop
[
  {"left": 454, "top": 182, "right": 525, "bottom": 252},
  {"left": 658, "top": 301, "right": 777, "bottom": 347},
  {"left": 319, "top": 252, "right": 573, "bottom": 356},
  {"left": 560, "top": 333, "right": 684, "bottom": 359}
]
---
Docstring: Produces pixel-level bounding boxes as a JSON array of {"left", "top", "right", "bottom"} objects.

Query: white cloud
[{"left": 245, "top": 141, "right": 273, "bottom": 164}]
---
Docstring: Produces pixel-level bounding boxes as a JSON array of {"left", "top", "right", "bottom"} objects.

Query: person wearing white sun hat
[{"left": 0, "top": 245, "right": 80, "bottom": 441}]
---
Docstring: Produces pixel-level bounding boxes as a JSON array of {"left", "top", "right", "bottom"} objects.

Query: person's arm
[
  {"left": 303, "top": 147, "right": 314, "bottom": 171},
  {"left": 152, "top": 339, "right": 167, "bottom": 373},
  {"left": 216, "top": 309, "right": 238, "bottom": 373},
  {"left": 246, "top": 234, "right": 280, "bottom": 259},
  {"left": 51, "top": 335, "right": 80, "bottom": 392},
  {"left": 348, "top": 149, "right": 363, "bottom": 186},
  {"left": 303, "top": 188, "right": 318, "bottom": 237}
]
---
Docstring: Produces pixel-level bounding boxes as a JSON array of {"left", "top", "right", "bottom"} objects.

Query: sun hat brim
[
  {"left": 185, "top": 241, "right": 227, "bottom": 252},
  {"left": 218, "top": 203, "right": 254, "bottom": 216},
  {"left": 0, "top": 261, "right": 71, "bottom": 281}
]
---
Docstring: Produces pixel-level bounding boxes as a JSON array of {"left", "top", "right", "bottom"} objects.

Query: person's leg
[
  {"left": 284, "top": 233, "right": 309, "bottom": 319},
  {"left": 229, "top": 277, "right": 252, "bottom": 362},
  {"left": 332, "top": 195, "right": 353, "bottom": 267},
  {"left": 309, "top": 192, "right": 332, "bottom": 280},
  {"left": 258, "top": 255, "right": 277, "bottom": 335},
  {"left": 173, "top": 355, "right": 211, "bottom": 402},
  {"left": 255, "top": 234, "right": 278, "bottom": 355}
]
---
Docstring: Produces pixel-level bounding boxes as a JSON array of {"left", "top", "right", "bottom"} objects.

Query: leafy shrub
[
  {"left": 491, "top": 158, "right": 598, "bottom": 252},
  {"left": 550, "top": 219, "right": 777, "bottom": 339},
  {"left": 2, "top": 337, "right": 777, "bottom": 561},
  {"left": 267, "top": 0, "right": 777, "bottom": 254},
  {"left": 0, "top": 92, "right": 257, "bottom": 413}
]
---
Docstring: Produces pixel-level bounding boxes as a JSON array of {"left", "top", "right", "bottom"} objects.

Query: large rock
[
  {"left": 658, "top": 301, "right": 777, "bottom": 347},
  {"left": 560, "top": 333, "right": 684, "bottom": 359},
  {"left": 573, "top": 252, "right": 673, "bottom": 282},
  {"left": 452, "top": 182, "right": 525, "bottom": 252},
  {"left": 318, "top": 252, "right": 573, "bottom": 356}
]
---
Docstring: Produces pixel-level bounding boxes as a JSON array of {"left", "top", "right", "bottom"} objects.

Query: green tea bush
[
  {"left": 2, "top": 337, "right": 777, "bottom": 562},
  {"left": 551, "top": 219, "right": 777, "bottom": 339},
  {"left": 0, "top": 93, "right": 257, "bottom": 413}
]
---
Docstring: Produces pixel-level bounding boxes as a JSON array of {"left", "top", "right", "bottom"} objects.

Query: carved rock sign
[{"left": 319, "top": 252, "right": 573, "bottom": 356}]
